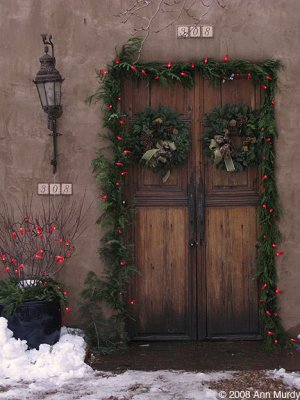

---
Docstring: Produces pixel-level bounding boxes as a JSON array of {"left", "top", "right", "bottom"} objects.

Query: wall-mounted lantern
[{"left": 33, "top": 34, "right": 64, "bottom": 175}]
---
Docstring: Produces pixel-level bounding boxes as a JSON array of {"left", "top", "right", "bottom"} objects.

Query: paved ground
[{"left": 92, "top": 341, "right": 300, "bottom": 372}]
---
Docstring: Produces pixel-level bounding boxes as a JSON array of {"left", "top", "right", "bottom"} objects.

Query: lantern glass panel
[
  {"left": 44, "top": 81, "right": 55, "bottom": 106},
  {"left": 54, "top": 81, "right": 62, "bottom": 106},
  {"left": 36, "top": 82, "right": 47, "bottom": 107}
]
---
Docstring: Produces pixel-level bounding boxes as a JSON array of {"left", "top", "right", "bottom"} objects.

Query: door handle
[
  {"left": 199, "top": 181, "right": 205, "bottom": 244},
  {"left": 188, "top": 239, "right": 198, "bottom": 248},
  {"left": 188, "top": 173, "right": 195, "bottom": 232}
]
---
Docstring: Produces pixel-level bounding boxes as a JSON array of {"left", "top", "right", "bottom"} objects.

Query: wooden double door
[{"left": 123, "top": 75, "right": 261, "bottom": 340}]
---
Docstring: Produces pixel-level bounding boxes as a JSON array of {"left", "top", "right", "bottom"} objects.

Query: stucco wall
[{"left": 0, "top": 0, "right": 299, "bottom": 333}]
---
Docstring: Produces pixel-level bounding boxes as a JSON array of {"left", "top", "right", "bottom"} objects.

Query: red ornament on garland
[
  {"left": 65, "top": 307, "right": 70, "bottom": 314},
  {"left": 266, "top": 138, "right": 271, "bottom": 142},
  {"left": 180, "top": 72, "right": 188, "bottom": 77},
  {"left": 100, "top": 69, "right": 108, "bottom": 75},
  {"left": 223, "top": 54, "right": 229, "bottom": 62},
  {"left": 116, "top": 136, "right": 124, "bottom": 141},
  {"left": 275, "top": 251, "right": 284, "bottom": 257},
  {"left": 121, "top": 171, "right": 128, "bottom": 176},
  {"left": 272, "top": 100, "right": 276, "bottom": 105},
  {"left": 115, "top": 162, "right": 124, "bottom": 167},
  {"left": 141, "top": 69, "right": 147, "bottom": 76},
  {"left": 119, "top": 261, "right": 126, "bottom": 266},
  {"left": 274, "top": 339, "right": 279, "bottom": 345},
  {"left": 117, "top": 229, "right": 123, "bottom": 235},
  {"left": 247, "top": 72, "right": 251, "bottom": 80},
  {"left": 101, "top": 195, "right": 108, "bottom": 200},
  {"left": 191, "top": 62, "right": 195, "bottom": 68},
  {"left": 122, "top": 150, "right": 131, "bottom": 155},
  {"left": 266, "top": 75, "right": 273, "bottom": 81},
  {"left": 290, "top": 338, "right": 297, "bottom": 343},
  {"left": 267, "top": 331, "right": 274, "bottom": 336},
  {"left": 12, "top": 231, "right": 17, "bottom": 240},
  {"left": 154, "top": 75, "right": 160, "bottom": 80},
  {"left": 115, "top": 182, "right": 120, "bottom": 187},
  {"left": 120, "top": 118, "right": 125, "bottom": 125},
  {"left": 115, "top": 57, "right": 120, "bottom": 65},
  {"left": 275, "top": 289, "right": 283, "bottom": 294},
  {"left": 262, "top": 204, "right": 267, "bottom": 209},
  {"left": 261, "top": 85, "right": 267, "bottom": 90},
  {"left": 272, "top": 243, "right": 277, "bottom": 248},
  {"left": 106, "top": 104, "right": 113, "bottom": 110},
  {"left": 131, "top": 65, "right": 137, "bottom": 73},
  {"left": 130, "top": 299, "right": 135, "bottom": 305},
  {"left": 261, "top": 283, "right": 267, "bottom": 290},
  {"left": 262, "top": 175, "right": 268, "bottom": 181},
  {"left": 167, "top": 61, "right": 172, "bottom": 69},
  {"left": 204, "top": 57, "right": 209, "bottom": 64},
  {"left": 266, "top": 310, "right": 272, "bottom": 316}
]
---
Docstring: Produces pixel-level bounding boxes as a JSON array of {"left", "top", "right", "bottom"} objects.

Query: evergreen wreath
[
  {"left": 85, "top": 37, "right": 298, "bottom": 352},
  {"left": 203, "top": 104, "right": 260, "bottom": 172},
  {"left": 129, "top": 106, "right": 190, "bottom": 182}
]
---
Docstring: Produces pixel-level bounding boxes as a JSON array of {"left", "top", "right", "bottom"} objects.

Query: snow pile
[
  {"left": 0, "top": 317, "right": 93, "bottom": 382},
  {"left": 269, "top": 368, "right": 300, "bottom": 389}
]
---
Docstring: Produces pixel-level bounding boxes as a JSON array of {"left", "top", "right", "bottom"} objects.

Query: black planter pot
[{"left": 0, "top": 300, "right": 61, "bottom": 349}]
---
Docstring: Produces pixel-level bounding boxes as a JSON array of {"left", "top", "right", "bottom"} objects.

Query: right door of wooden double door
[{"left": 123, "top": 75, "right": 262, "bottom": 340}]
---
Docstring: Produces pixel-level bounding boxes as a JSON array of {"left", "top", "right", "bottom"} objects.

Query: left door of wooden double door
[{"left": 122, "top": 76, "right": 260, "bottom": 341}]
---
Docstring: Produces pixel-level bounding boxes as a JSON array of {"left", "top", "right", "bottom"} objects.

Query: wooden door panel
[
  {"left": 221, "top": 78, "right": 257, "bottom": 108},
  {"left": 205, "top": 207, "right": 259, "bottom": 337},
  {"left": 150, "top": 82, "right": 190, "bottom": 113},
  {"left": 203, "top": 78, "right": 259, "bottom": 203},
  {"left": 133, "top": 165, "right": 188, "bottom": 200},
  {"left": 122, "top": 79, "right": 150, "bottom": 116},
  {"left": 131, "top": 207, "right": 191, "bottom": 338}
]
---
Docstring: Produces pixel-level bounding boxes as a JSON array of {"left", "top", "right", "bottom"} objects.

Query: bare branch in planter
[{"left": 0, "top": 195, "right": 90, "bottom": 282}]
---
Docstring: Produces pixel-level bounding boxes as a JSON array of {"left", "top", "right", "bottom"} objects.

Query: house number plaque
[{"left": 38, "top": 183, "right": 73, "bottom": 195}]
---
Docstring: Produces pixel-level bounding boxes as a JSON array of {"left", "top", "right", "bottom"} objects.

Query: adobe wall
[{"left": 0, "top": 0, "right": 299, "bottom": 333}]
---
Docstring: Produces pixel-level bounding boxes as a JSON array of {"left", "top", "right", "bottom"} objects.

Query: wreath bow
[
  {"left": 209, "top": 134, "right": 235, "bottom": 172},
  {"left": 141, "top": 140, "right": 176, "bottom": 182}
]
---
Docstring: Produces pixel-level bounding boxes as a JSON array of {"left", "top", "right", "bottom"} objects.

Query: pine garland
[{"left": 86, "top": 37, "right": 297, "bottom": 351}]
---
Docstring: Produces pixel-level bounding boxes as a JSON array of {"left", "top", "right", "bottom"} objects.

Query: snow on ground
[
  {"left": 268, "top": 368, "right": 300, "bottom": 389},
  {"left": 0, "top": 317, "right": 299, "bottom": 400}
]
